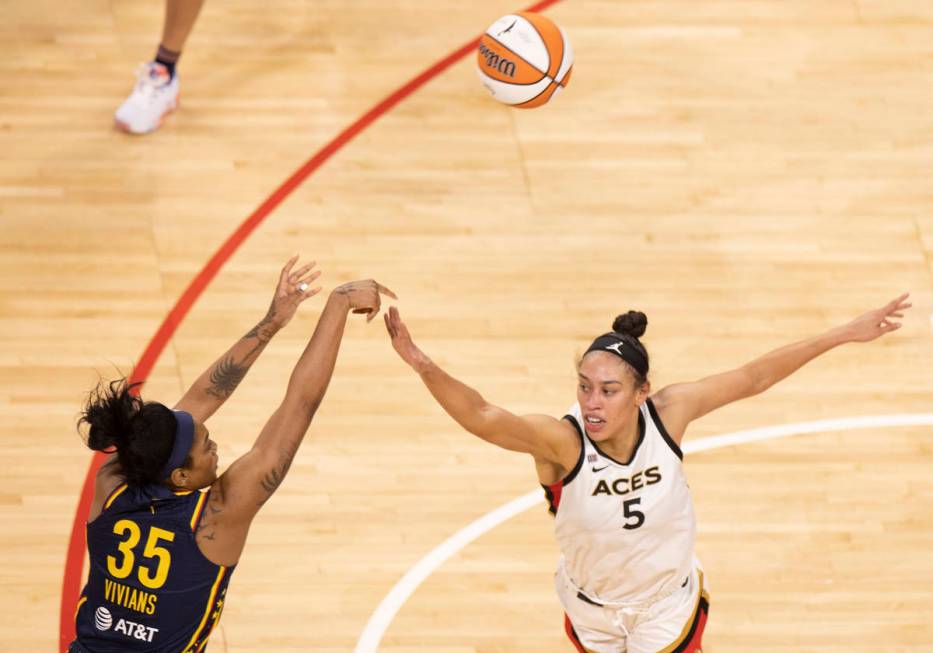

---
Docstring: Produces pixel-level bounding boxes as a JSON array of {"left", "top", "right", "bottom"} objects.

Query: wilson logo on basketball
[{"left": 478, "top": 43, "right": 517, "bottom": 78}]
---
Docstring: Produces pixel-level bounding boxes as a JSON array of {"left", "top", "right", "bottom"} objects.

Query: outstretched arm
[
  {"left": 653, "top": 293, "right": 912, "bottom": 443},
  {"left": 216, "top": 280, "right": 396, "bottom": 519},
  {"left": 384, "top": 306, "right": 570, "bottom": 463},
  {"left": 174, "top": 255, "right": 321, "bottom": 422}
]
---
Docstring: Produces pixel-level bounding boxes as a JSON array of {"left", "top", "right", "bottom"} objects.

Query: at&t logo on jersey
[
  {"left": 94, "top": 606, "right": 160, "bottom": 643},
  {"left": 94, "top": 606, "right": 112, "bottom": 631},
  {"left": 113, "top": 618, "right": 160, "bottom": 643}
]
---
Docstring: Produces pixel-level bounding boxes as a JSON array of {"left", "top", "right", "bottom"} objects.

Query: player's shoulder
[
  {"left": 648, "top": 384, "right": 683, "bottom": 410},
  {"left": 646, "top": 389, "right": 689, "bottom": 451},
  {"left": 93, "top": 455, "right": 124, "bottom": 498},
  {"left": 522, "top": 412, "right": 580, "bottom": 442},
  {"left": 524, "top": 413, "right": 582, "bottom": 481},
  {"left": 87, "top": 457, "right": 127, "bottom": 522}
]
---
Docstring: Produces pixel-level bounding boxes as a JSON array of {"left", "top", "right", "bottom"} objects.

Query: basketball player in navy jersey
[
  {"left": 70, "top": 256, "right": 395, "bottom": 653},
  {"left": 384, "top": 293, "right": 910, "bottom": 653}
]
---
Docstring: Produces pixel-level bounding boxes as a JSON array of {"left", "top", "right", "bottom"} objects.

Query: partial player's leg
[
  {"left": 115, "top": 0, "right": 206, "bottom": 134},
  {"left": 556, "top": 568, "right": 628, "bottom": 653},
  {"left": 160, "top": 0, "right": 206, "bottom": 54},
  {"left": 626, "top": 569, "right": 709, "bottom": 653}
]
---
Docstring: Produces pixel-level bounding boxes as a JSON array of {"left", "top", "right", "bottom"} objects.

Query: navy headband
[
  {"left": 584, "top": 334, "right": 649, "bottom": 378},
  {"left": 158, "top": 410, "right": 195, "bottom": 480}
]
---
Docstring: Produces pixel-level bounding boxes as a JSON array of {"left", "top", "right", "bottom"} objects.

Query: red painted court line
[{"left": 59, "top": 1, "right": 564, "bottom": 649}]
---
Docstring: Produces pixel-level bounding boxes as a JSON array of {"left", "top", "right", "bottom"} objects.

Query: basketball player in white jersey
[{"left": 383, "top": 293, "right": 911, "bottom": 653}]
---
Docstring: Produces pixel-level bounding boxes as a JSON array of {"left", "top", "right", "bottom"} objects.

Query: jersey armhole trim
[
  {"left": 102, "top": 483, "right": 129, "bottom": 511},
  {"left": 560, "top": 415, "right": 586, "bottom": 486},
  {"left": 190, "top": 489, "right": 210, "bottom": 531},
  {"left": 646, "top": 397, "right": 683, "bottom": 460}
]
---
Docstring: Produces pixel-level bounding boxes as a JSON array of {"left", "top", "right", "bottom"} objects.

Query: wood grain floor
[{"left": 1, "top": 1, "right": 932, "bottom": 651}]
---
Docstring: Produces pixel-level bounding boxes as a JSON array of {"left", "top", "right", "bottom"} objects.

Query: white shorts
[{"left": 555, "top": 562, "right": 710, "bottom": 653}]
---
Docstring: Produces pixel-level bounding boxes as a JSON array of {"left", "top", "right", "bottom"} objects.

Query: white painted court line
[{"left": 353, "top": 413, "right": 933, "bottom": 653}]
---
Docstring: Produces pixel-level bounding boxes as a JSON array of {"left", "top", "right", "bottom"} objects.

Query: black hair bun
[
  {"left": 82, "top": 378, "right": 143, "bottom": 452},
  {"left": 612, "top": 311, "right": 648, "bottom": 338}
]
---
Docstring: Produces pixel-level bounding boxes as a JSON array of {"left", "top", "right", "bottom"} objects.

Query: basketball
[{"left": 476, "top": 12, "right": 573, "bottom": 108}]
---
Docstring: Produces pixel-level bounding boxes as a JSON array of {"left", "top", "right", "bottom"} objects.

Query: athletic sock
[{"left": 154, "top": 44, "right": 181, "bottom": 79}]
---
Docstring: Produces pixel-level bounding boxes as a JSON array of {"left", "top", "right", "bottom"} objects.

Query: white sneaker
[{"left": 114, "top": 62, "right": 179, "bottom": 134}]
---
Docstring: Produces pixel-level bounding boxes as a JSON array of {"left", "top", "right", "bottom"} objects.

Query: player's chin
[{"left": 584, "top": 420, "right": 610, "bottom": 439}]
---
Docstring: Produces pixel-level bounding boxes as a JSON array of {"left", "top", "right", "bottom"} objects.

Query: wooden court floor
[{"left": 2, "top": 0, "right": 932, "bottom": 651}]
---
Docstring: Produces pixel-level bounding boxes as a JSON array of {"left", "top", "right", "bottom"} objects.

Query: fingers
[
  {"left": 886, "top": 292, "right": 910, "bottom": 310},
  {"left": 377, "top": 283, "right": 399, "bottom": 300},
  {"left": 881, "top": 320, "right": 901, "bottom": 332},
  {"left": 296, "top": 269, "right": 322, "bottom": 292},
  {"left": 288, "top": 269, "right": 322, "bottom": 301},
  {"left": 350, "top": 295, "right": 381, "bottom": 322},
  {"left": 280, "top": 254, "right": 299, "bottom": 283},
  {"left": 356, "top": 281, "right": 395, "bottom": 321},
  {"left": 391, "top": 306, "right": 411, "bottom": 339},
  {"left": 880, "top": 292, "right": 911, "bottom": 321},
  {"left": 289, "top": 261, "right": 317, "bottom": 285},
  {"left": 386, "top": 306, "right": 401, "bottom": 331},
  {"left": 338, "top": 280, "right": 398, "bottom": 322},
  {"left": 382, "top": 306, "right": 400, "bottom": 333},
  {"left": 384, "top": 312, "right": 395, "bottom": 337},
  {"left": 366, "top": 282, "right": 397, "bottom": 320}
]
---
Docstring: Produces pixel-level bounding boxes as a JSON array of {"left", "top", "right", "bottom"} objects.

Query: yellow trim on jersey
[
  {"left": 74, "top": 596, "right": 87, "bottom": 621},
  {"left": 103, "top": 484, "right": 128, "bottom": 510},
  {"left": 173, "top": 489, "right": 194, "bottom": 496},
  {"left": 196, "top": 631, "right": 214, "bottom": 653},
  {"left": 181, "top": 565, "right": 226, "bottom": 653},
  {"left": 657, "top": 570, "right": 707, "bottom": 653},
  {"left": 189, "top": 491, "right": 208, "bottom": 531}
]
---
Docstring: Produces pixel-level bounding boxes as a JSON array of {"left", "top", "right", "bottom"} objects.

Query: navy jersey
[{"left": 73, "top": 483, "right": 234, "bottom": 653}]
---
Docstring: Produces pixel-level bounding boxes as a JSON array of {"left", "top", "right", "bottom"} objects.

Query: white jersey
[{"left": 543, "top": 399, "right": 696, "bottom": 604}]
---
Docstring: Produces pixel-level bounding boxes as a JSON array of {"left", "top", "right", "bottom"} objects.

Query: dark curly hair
[{"left": 79, "top": 378, "right": 189, "bottom": 487}]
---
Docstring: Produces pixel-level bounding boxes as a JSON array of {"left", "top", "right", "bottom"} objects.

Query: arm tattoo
[
  {"left": 196, "top": 489, "right": 223, "bottom": 543},
  {"left": 244, "top": 301, "right": 278, "bottom": 344},
  {"left": 258, "top": 448, "right": 296, "bottom": 505},
  {"left": 205, "top": 355, "right": 249, "bottom": 399}
]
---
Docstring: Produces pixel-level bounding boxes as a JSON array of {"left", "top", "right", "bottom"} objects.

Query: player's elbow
[
  {"left": 744, "top": 364, "right": 772, "bottom": 397},
  {"left": 282, "top": 390, "right": 322, "bottom": 421},
  {"left": 299, "top": 396, "right": 322, "bottom": 419},
  {"left": 471, "top": 404, "right": 509, "bottom": 441}
]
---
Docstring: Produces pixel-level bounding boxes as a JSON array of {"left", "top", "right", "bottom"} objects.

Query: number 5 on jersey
[
  {"left": 107, "top": 519, "right": 175, "bottom": 589},
  {"left": 622, "top": 498, "right": 645, "bottom": 530}
]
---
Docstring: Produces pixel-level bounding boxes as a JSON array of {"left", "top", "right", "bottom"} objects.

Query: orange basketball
[{"left": 476, "top": 12, "right": 573, "bottom": 108}]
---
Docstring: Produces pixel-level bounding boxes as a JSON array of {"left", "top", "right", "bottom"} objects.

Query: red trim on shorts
[
  {"left": 564, "top": 614, "right": 589, "bottom": 653},
  {"left": 680, "top": 597, "right": 708, "bottom": 652},
  {"left": 563, "top": 598, "right": 709, "bottom": 653}
]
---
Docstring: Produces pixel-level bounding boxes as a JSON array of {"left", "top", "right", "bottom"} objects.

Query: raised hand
[
  {"left": 843, "top": 292, "right": 912, "bottom": 343},
  {"left": 384, "top": 306, "right": 432, "bottom": 372},
  {"left": 174, "top": 256, "right": 323, "bottom": 420},
  {"left": 264, "top": 255, "right": 323, "bottom": 330},
  {"left": 333, "top": 279, "right": 397, "bottom": 322}
]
